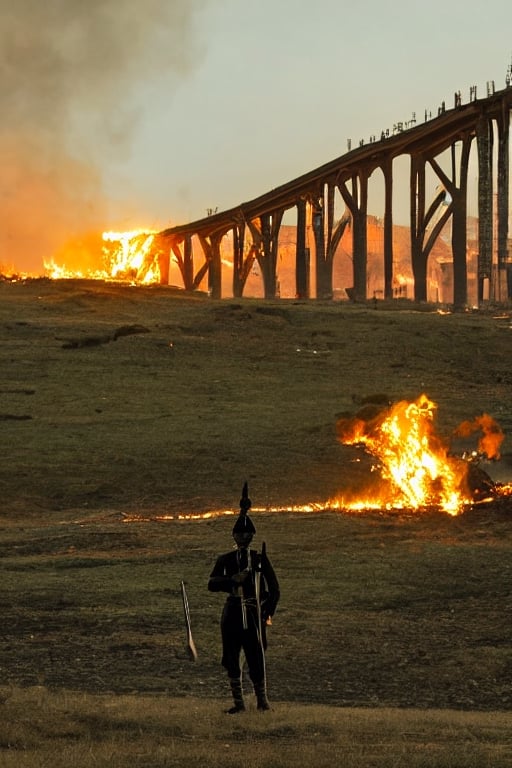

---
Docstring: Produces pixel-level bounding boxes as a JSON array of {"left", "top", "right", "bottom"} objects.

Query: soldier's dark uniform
[{"left": 208, "top": 484, "right": 280, "bottom": 713}]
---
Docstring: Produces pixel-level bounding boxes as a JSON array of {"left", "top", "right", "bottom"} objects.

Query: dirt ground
[{"left": 1, "top": 278, "right": 512, "bottom": 710}]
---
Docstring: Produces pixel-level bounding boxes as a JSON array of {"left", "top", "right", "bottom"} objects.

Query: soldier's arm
[{"left": 208, "top": 555, "right": 236, "bottom": 593}]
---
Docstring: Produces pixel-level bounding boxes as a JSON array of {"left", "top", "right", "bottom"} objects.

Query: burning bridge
[{"left": 156, "top": 77, "right": 512, "bottom": 307}]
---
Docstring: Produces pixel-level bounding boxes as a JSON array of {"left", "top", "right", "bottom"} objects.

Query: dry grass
[{"left": 1, "top": 687, "right": 511, "bottom": 768}]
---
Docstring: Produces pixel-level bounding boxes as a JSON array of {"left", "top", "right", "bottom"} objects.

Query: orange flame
[
  {"left": 336, "top": 394, "right": 476, "bottom": 515},
  {"left": 102, "top": 230, "right": 159, "bottom": 283},
  {"left": 44, "top": 229, "right": 160, "bottom": 284},
  {"left": 453, "top": 413, "right": 504, "bottom": 460}
]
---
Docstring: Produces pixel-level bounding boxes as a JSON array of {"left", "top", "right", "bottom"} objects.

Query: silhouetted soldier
[{"left": 208, "top": 483, "right": 280, "bottom": 713}]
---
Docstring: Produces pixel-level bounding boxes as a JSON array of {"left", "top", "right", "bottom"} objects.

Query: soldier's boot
[
  {"left": 226, "top": 677, "right": 246, "bottom": 714},
  {"left": 254, "top": 680, "right": 270, "bottom": 711}
]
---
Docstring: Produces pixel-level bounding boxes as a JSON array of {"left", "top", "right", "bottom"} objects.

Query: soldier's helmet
[{"left": 232, "top": 481, "right": 256, "bottom": 535}]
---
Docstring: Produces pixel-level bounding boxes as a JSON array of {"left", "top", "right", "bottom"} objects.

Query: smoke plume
[{"left": 0, "top": 0, "right": 209, "bottom": 273}]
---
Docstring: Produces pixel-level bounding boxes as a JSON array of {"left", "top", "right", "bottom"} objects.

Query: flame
[
  {"left": 119, "top": 392, "right": 508, "bottom": 523},
  {"left": 102, "top": 230, "right": 159, "bottom": 283},
  {"left": 44, "top": 229, "right": 160, "bottom": 284},
  {"left": 453, "top": 413, "right": 504, "bottom": 460},
  {"left": 95, "top": 392, "right": 511, "bottom": 523},
  {"left": 336, "top": 394, "right": 482, "bottom": 515}
]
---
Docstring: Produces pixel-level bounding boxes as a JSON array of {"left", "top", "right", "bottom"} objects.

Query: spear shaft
[{"left": 254, "top": 541, "right": 267, "bottom": 684}]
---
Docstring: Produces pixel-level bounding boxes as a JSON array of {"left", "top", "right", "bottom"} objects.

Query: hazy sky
[
  {"left": 2, "top": 0, "right": 512, "bottom": 270},
  {"left": 119, "top": 0, "right": 512, "bottom": 227}
]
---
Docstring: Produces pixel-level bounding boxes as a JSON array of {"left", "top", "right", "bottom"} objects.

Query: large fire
[
  {"left": 335, "top": 394, "right": 504, "bottom": 515},
  {"left": 44, "top": 229, "right": 160, "bottom": 284},
  {"left": 121, "top": 394, "right": 509, "bottom": 524}
]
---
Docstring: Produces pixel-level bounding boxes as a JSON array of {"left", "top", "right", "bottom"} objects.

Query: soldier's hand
[{"left": 232, "top": 571, "right": 249, "bottom": 585}]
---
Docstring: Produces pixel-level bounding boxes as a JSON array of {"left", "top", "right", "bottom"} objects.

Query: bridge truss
[{"left": 156, "top": 81, "right": 512, "bottom": 307}]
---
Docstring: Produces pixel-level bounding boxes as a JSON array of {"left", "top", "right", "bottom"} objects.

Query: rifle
[
  {"left": 180, "top": 580, "right": 198, "bottom": 661},
  {"left": 238, "top": 546, "right": 251, "bottom": 631}
]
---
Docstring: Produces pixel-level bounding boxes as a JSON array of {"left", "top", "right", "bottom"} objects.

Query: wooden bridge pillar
[
  {"left": 247, "top": 213, "right": 283, "bottom": 299},
  {"left": 477, "top": 116, "right": 493, "bottom": 301},
  {"left": 183, "top": 235, "right": 194, "bottom": 291},
  {"left": 382, "top": 158, "right": 394, "bottom": 300},
  {"left": 410, "top": 155, "right": 428, "bottom": 302},
  {"left": 260, "top": 214, "right": 278, "bottom": 299},
  {"left": 352, "top": 175, "right": 368, "bottom": 301},
  {"left": 450, "top": 135, "right": 471, "bottom": 310},
  {"left": 295, "top": 198, "right": 309, "bottom": 298},
  {"left": 207, "top": 234, "right": 223, "bottom": 299},
  {"left": 232, "top": 224, "right": 245, "bottom": 298},
  {"left": 338, "top": 172, "right": 368, "bottom": 301},
  {"left": 497, "top": 104, "right": 510, "bottom": 297}
]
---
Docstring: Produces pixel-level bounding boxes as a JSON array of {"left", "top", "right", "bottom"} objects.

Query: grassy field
[
  {"left": 1, "top": 278, "right": 512, "bottom": 766},
  {"left": 1, "top": 688, "right": 511, "bottom": 767}
]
